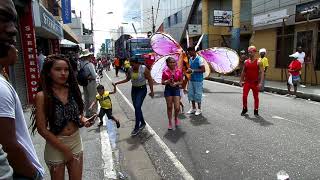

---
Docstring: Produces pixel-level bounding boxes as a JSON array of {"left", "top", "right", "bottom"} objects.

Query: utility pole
[{"left": 151, "top": 6, "right": 155, "bottom": 33}]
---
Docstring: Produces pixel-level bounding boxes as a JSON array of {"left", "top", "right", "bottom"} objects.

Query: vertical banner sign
[
  {"left": 51, "top": 39, "right": 61, "bottom": 54},
  {"left": 62, "top": 0, "right": 72, "bottom": 24},
  {"left": 19, "top": 2, "right": 39, "bottom": 104}
]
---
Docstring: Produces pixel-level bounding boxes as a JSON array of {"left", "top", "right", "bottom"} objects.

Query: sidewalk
[{"left": 207, "top": 73, "right": 320, "bottom": 102}]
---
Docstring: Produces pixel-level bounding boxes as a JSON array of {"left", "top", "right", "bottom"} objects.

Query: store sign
[
  {"left": 188, "top": 24, "right": 202, "bottom": 35},
  {"left": 62, "top": 0, "right": 72, "bottom": 24},
  {"left": 51, "top": 39, "right": 60, "bottom": 54},
  {"left": 213, "top": 10, "right": 232, "bottom": 26},
  {"left": 80, "top": 35, "right": 94, "bottom": 44},
  {"left": 295, "top": 1, "right": 320, "bottom": 22},
  {"left": 253, "top": 9, "right": 288, "bottom": 27},
  {"left": 39, "top": 4, "right": 63, "bottom": 38},
  {"left": 19, "top": 2, "right": 39, "bottom": 104}
]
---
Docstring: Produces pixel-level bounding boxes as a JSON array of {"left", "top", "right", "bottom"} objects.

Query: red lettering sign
[{"left": 19, "top": 2, "right": 39, "bottom": 104}]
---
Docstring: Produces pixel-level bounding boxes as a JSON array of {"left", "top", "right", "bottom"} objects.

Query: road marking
[
  {"left": 99, "top": 103, "right": 117, "bottom": 179},
  {"left": 271, "top": 115, "right": 312, "bottom": 129},
  {"left": 105, "top": 72, "right": 194, "bottom": 180}
]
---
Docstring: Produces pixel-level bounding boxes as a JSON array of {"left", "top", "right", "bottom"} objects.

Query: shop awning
[
  {"left": 60, "top": 39, "right": 78, "bottom": 48},
  {"left": 62, "top": 24, "right": 80, "bottom": 44}
]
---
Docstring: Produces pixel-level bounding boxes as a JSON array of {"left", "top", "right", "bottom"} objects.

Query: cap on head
[
  {"left": 259, "top": 48, "right": 266, "bottom": 54},
  {"left": 248, "top": 45, "right": 257, "bottom": 53}
]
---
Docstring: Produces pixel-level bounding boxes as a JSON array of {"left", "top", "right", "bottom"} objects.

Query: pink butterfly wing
[
  {"left": 150, "top": 33, "right": 183, "bottom": 56},
  {"left": 198, "top": 47, "right": 239, "bottom": 74}
]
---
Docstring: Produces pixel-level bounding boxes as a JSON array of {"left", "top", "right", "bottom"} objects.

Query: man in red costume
[{"left": 240, "top": 46, "right": 264, "bottom": 116}]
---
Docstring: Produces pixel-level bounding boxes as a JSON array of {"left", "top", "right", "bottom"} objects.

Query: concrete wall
[
  {"left": 141, "top": 0, "right": 194, "bottom": 38},
  {"left": 252, "top": 0, "right": 315, "bottom": 15}
]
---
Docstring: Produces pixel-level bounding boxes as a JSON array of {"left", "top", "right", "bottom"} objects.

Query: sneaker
[
  {"left": 241, "top": 108, "right": 248, "bottom": 116},
  {"left": 139, "top": 123, "right": 146, "bottom": 131},
  {"left": 131, "top": 129, "right": 140, "bottom": 136},
  {"left": 254, "top": 109, "right": 259, "bottom": 116},
  {"left": 98, "top": 121, "right": 103, "bottom": 126},
  {"left": 115, "top": 120, "right": 120, "bottom": 128},
  {"left": 195, "top": 109, "right": 202, "bottom": 116},
  {"left": 187, "top": 108, "right": 196, "bottom": 114},
  {"left": 175, "top": 119, "right": 180, "bottom": 127},
  {"left": 168, "top": 124, "right": 173, "bottom": 130}
]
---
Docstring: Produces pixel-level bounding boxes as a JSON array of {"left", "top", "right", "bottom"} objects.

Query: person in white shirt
[
  {"left": 295, "top": 46, "right": 305, "bottom": 64},
  {"left": 0, "top": 0, "right": 45, "bottom": 179},
  {"left": 294, "top": 46, "right": 306, "bottom": 87}
]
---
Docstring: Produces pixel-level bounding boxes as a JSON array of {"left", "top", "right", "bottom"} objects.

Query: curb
[{"left": 206, "top": 77, "right": 320, "bottom": 102}]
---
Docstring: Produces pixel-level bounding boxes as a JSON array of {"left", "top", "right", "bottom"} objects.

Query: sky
[{"left": 71, "top": 0, "right": 142, "bottom": 52}]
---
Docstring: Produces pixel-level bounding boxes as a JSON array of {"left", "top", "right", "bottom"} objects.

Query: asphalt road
[{"left": 105, "top": 70, "right": 320, "bottom": 180}]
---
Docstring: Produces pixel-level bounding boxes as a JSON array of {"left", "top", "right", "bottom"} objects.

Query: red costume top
[{"left": 244, "top": 59, "right": 259, "bottom": 83}]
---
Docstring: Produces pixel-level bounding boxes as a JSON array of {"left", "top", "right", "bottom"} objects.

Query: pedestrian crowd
[{"left": 0, "top": 0, "right": 307, "bottom": 179}]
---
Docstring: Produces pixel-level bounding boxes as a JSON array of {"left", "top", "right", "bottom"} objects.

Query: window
[
  {"left": 276, "top": 26, "right": 295, "bottom": 68},
  {"left": 297, "top": 31, "right": 313, "bottom": 64},
  {"left": 316, "top": 31, "right": 320, "bottom": 70},
  {"left": 174, "top": 13, "right": 178, "bottom": 24}
]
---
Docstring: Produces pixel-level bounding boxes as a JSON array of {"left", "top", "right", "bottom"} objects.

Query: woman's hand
[
  {"left": 63, "top": 148, "right": 74, "bottom": 162},
  {"left": 81, "top": 114, "right": 97, "bottom": 127}
]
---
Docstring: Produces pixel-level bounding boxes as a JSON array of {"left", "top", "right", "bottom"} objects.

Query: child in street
[{"left": 89, "top": 84, "right": 120, "bottom": 128}]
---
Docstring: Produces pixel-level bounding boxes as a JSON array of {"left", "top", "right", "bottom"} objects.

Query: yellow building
[{"left": 251, "top": 0, "right": 320, "bottom": 85}]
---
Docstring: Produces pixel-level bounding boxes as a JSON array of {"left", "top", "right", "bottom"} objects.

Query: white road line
[
  {"left": 271, "top": 115, "right": 311, "bottom": 128},
  {"left": 105, "top": 72, "right": 194, "bottom": 180},
  {"left": 206, "top": 80, "right": 320, "bottom": 105},
  {"left": 98, "top": 103, "right": 117, "bottom": 179}
]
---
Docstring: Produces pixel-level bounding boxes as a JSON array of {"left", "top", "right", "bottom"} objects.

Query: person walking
[
  {"left": 259, "top": 48, "right": 269, "bottom": 92},
  {"left": 0, "top": 0, "right": 45, "bottom": 179},
  {"left": 89, "top": 84, "right": 120, "bottom": 127},
  {"left": 80, "top": 50, "right": 98, "bottom": 117},
  {"left": 113, "top": 57, "right": 121, "bottom": 77},
  {"left": 186, "top": 47, "right": 205, "bottom": 116},
  {"left": 31, "top": 55, "right": 95, "bottom": 179},
  {"left": 124, "top": 59, "right": 130, "bottom": 73},
  {"left": 162, "top": 57, "right": 183, "bottom": 130},
  {"left": 37, "top": 49, "right": 46, "bottom": 72},
  {"left": 114, "top": 59, "right": 154, "bottom": 136},
  {"left": 240, "top": 46, "right": 264, "bottom": 116},
  {"left": 287, "top": 53, "right": 302, "bottom": 97}
]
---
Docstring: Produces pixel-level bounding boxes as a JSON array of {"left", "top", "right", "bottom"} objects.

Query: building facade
[{"left": 251, "top": 0, "right": 320, "bottom": 84}]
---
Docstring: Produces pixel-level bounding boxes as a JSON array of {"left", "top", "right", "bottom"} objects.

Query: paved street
[{"left": 105, "top": 70, "right": 320, "bottom": 180}]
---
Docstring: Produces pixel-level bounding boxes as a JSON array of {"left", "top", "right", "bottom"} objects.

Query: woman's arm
[
  {"left": 115, "top": 72, "right": 131, "bottom": 85},
  {"left": 144, "top": 67, "right": 154, "bottom": 97},
  {"left": 35, "top": 92, "right": 74, "bottom": 161}
]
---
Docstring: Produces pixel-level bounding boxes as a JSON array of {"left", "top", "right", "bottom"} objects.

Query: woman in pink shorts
[{"left": 162, "top": 57, "right": 183, "bottom": 130}]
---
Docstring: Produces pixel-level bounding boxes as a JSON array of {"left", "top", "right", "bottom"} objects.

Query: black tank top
[{"left": 49, "top": 91, "right": 82, "bottom": 135}]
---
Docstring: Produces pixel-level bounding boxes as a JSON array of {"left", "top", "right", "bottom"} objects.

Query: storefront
[
  {"left": 252, "top": 1, "right": 320, "bottom": 85},
  {"left": 33, "top": 1, "right": 64, "bottom": 55}
]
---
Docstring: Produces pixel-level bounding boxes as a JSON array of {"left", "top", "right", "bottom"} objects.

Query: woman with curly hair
[{"left": 31, "top": 55, "right": 95, "bottom": 179}]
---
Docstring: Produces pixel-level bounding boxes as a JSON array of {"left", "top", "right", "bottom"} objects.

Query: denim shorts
[
  {"left": 188, "top": 81, "right": 203, "bottom": 102},
  {"left": 164, "top": 86, "right": 180, "bottom": 97}
]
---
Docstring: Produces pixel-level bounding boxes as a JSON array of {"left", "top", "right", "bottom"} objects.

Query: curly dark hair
[{"left": 30, "top": 55, "right": 84, "bottom": 134}]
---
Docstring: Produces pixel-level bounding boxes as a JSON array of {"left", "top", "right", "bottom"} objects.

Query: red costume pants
[{"left": 243, "top": 83, "right": 259, "bottom": 110}]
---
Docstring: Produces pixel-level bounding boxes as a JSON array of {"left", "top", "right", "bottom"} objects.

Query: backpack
[{"left": 77, "top": 63, "right": 89, "bottom": 86}]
